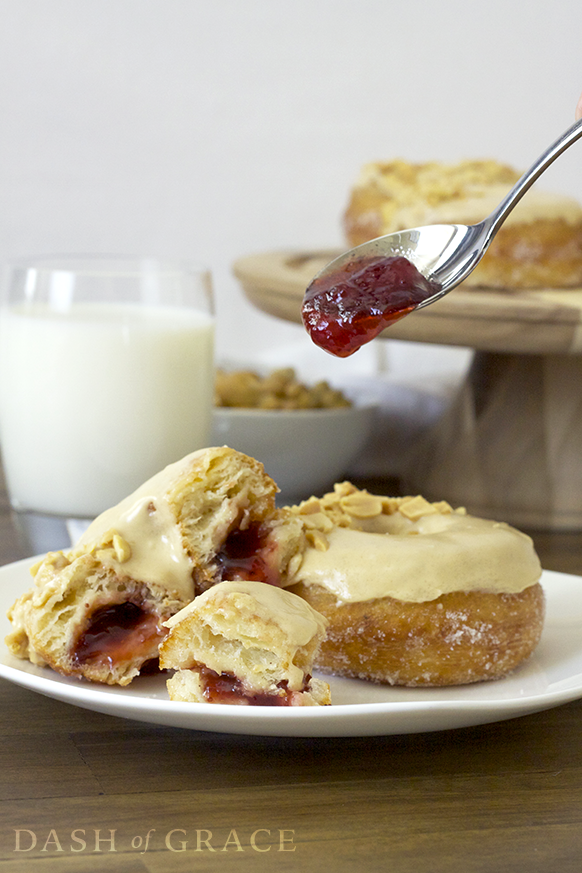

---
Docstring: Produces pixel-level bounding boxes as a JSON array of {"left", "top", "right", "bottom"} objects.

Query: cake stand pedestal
[{"left": 234, "top": 250, "right": 582, "bottom": 530}]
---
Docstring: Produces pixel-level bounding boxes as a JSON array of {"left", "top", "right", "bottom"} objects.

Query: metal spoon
[{"left": 311, "top": 116, "right": 582, "bottom": 310}]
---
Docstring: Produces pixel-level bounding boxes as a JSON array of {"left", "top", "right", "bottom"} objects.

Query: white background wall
[{"left": 1, "top": 0, "right": 581, "bottom": 374}]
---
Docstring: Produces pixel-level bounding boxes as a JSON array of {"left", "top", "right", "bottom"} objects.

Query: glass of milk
[{"left": 0, "top": 255, "right": 215, "bottom": 555}]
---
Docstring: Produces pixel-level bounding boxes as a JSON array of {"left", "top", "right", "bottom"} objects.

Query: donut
[
  {"left": 160, "top": 580, "right": 331, "bottom": 706},
  {"left": 286, "top": 484, "right": 545, "bottom": 686},
  {"left": 343, "top": 159, "right": 582, "bottom": 289},
  {"left": 5, "top": 446, "right": 305, "bottom": 685}
]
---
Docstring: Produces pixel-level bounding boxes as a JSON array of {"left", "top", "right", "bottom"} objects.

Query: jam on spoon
[{"left": 302, "top": 254, "right": 440, "bottom": 358}]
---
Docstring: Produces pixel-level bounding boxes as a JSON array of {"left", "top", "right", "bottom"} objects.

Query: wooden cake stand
[{"left": 234, "top": 250, "right": 582, "bottom": 530}]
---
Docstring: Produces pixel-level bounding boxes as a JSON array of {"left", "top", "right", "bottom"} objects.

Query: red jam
[
  {"left": 73, "top": 601, "right": 164, "bottom": 669},
  {"left": 214, "top": 523, "right": 279, "bottom": 586},
  {"left": 196, "top": 665, "right": 305, "bottom": 706},
  {"left": 302, "top": 254, "right": 440, "bottom": 357}
]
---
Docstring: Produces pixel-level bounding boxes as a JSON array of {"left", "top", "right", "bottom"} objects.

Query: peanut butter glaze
[
  {"left": 291, "top": 487, "right": 542, "bottom": 604},
  {"left": 164, "top": 579, "right": 326, "bottom": 648},
  {"left": 76, "top": 450, "right": 210, "bottom": 601}
]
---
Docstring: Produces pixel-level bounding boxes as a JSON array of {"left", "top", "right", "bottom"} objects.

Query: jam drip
[
  {"left": 214, "top": 523, "right": 279, "bottom": 586},
  {"left": 74, "top": 601, "right": 164, "bottom": 669},
  {"left": 196, "top": 665, "right": 306, "bottom": 706},
  {"left": 302, "top": 254, "right": 440, "bottom": 357}
]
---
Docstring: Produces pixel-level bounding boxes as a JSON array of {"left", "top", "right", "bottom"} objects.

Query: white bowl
[{"left": 211, "top": 403, "right": 376, "bottom": 501}]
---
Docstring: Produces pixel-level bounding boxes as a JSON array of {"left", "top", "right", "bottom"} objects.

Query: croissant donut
[{"left": 287, "top": 485, "right": 545, "bottom": 687}]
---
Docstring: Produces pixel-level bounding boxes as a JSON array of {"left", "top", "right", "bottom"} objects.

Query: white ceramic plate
[{"left": 1, "top": 558, "right": 581, "bottom": 737}]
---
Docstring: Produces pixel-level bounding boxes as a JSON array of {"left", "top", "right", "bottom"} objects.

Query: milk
[{"left": 0, "top": 302, "right": 214, "bottom": 517}]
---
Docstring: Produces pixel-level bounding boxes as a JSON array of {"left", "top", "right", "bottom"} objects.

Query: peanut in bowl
[{"left": 212, "top": 368, "right": 376, "bottom": 500}]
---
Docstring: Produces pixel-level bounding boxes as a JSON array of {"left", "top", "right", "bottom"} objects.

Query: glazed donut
[
  {"left": 160, "top": 580, "right": 331, "bottom": 706},
  {"left": 6, "top": 446, "right": 305, "bottom": 685},
  {"left": 343, "top": 159, "right": 582, "bottom": 290},
  {"left": 287, "top": 485, "right": 545, "bottom": 686}
]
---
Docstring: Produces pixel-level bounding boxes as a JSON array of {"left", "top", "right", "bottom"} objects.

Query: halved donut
[{"left": 6, "top": 447, "right": 306, "bottom": 685}]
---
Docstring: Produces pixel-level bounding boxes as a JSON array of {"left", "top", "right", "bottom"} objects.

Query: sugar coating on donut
[{"left": 287, "top": 581, "right": 545, "bottom": 687}]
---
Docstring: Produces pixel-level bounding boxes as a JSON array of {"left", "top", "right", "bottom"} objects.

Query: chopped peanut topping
[
  {"left": 340, "top": 492, "right": 384, "bottom": 519},
  {"left": 76, "top": 528, "right": 134, "bottom": 566},
  {"left": 332, "top": 481, "right": 357, "bottom": 499},
  {"left": 355, "top": 159, "right": 519, "bottom": 213},
  {"left": 380, "top": 496, "right": 402, "bottom": 515},
  {"left": 287, "top": 552, "right": 304, "bottom": 578},
  {"left": 305, "top": 529, "right": 329, "bottom": 551},
  {"left": 30, "top": 551, "right": 70, "bottom": 576},
  {"left": 398, "top": 495, "right": 439, "bottom": 522},
  {"left": 298, "top": 496, "right": 326, "bottom": 515},
  {"left": 432, "top": 500, "right": 453, "bottom": 514},
  {"left": 290, "top": 482, "right": 460, "bottom": 547},
  {"left": 113, "top": 534, "right": 132, "bottom": 563},
  {"left": 301, "top": 512, "right": 335, "bottom": 533}
]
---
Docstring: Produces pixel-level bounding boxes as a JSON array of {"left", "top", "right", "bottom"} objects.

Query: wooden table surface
[{"left": 1, "top": 469, "right": 582, "bottom": 872}]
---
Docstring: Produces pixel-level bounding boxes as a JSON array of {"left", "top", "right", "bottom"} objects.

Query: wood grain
[{"left": 1, "top": 673, "right": 582, "bottom": 872}]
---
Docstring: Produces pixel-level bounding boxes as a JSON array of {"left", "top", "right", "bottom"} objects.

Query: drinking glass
[{"left": 0, "top": 255, "right": 215, "bottom": 554}]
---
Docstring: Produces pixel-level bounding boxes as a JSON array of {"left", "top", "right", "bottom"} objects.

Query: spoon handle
[{"left": 485, "top": 117, "right": 582, "bottom": 241}]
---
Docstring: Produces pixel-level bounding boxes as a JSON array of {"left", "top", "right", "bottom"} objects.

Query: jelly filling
[
  {"left": 214, "top": 523, "right": 279, "bottom": 586},
  {"left": 196, "top": 665, "right": 307, "bottom": 706},
  {"left": 302, "top": 254, "right": 440, "bottom": 357},
  {"left": 73, "top": 601, "right": 164, "bottom": 669}
]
